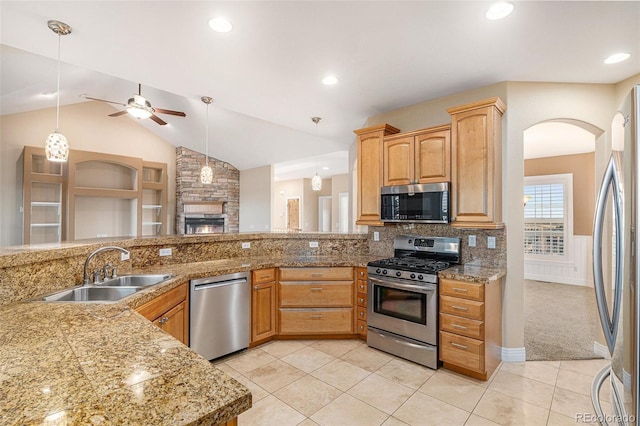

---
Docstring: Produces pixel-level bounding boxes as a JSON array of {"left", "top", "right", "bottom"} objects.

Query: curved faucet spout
[{"left": 83, "top": 246, "right": 130, "bottom": 285}]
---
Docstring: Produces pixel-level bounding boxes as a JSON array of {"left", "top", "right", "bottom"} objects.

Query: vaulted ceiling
[{"left": 2, "top": 1, "right": 639, "bottom": 179}]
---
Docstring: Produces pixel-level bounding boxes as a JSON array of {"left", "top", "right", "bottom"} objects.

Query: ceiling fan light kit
[{"left": 45, "top": 20, "right": 71, "bottom": 162}]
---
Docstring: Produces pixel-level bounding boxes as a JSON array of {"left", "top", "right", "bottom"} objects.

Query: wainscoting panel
[{"left": 524, "top": 235, "right": 593, "bottom": 286}]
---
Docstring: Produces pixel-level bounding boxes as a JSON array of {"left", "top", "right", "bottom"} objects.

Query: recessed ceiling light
[
  {"left": 322, "top": 75, "right": 338, "bottom": 85},
  {"left": 41, "top": 91, "right": 57, "bottom": 97},
  {"left": 209, "top": 17, "right": 232, "bottom": 33},
  {"left": 604, "top": 52, "right": 631, "bottom": 64},
  {"left": 486, "top": 2, "right": 514, "bottom": 20},
  {"left": 322, "top": 166, "right": 330, "bottom": 171}
]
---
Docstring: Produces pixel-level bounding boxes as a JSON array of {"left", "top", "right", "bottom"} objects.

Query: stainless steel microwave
[{"left": 380, "top": 182, "right": 449, "bottom": 223}]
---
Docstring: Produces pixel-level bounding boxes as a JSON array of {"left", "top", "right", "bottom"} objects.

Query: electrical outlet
[
  {"left": 159, "top": 248, "right": 172, "bottom": 257},
  {"left": 468, "top": 235, "right": 477, "bottom": 247},
  {"left": 487, "top": 236, "right": 496, "bottom": 249},
  {"left": 242, "top": 242, "right": 251, "bottom": 249},
  {"left": 309, "top": 241, "right": 319, "bottom": 248},
  {"left": 120, "top": 252, "right": 130, "bottom": 261},
  {"left": 373, "top": 231, "right": 380, "bottom": 241}
]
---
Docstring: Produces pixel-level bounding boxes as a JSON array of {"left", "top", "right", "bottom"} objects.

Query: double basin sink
[{"left": 40, "top": 274, "right": 173, "bottom": 303}]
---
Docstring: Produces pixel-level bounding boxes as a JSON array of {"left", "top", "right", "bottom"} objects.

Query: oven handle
[{"left": 368, "top": 276, "right": 436, "bottom": 294}]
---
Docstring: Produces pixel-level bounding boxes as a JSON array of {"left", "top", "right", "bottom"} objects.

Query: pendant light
[
  {"left": 200, "top": 96, "right": 214, "bottom": 184},
  {"left": 45, "top": 20, "right": 72, "bottom": 162},
  {"left": 311, "top": 117, "right": 322, "bottom": 191}
]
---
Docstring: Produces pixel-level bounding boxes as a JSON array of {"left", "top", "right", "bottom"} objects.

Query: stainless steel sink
[
  {"left": 42, "top": 286, "right": 141, "bottom": 302},
  {"left": 97, "top": 274, "right": 172, "bottom": 287}
]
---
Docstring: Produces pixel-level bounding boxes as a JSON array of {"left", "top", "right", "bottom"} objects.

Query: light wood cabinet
[
  {"left": 448, "top": 98, "right": 506, "bottom": 229},
  {"left": 137, "top": 282, "right": 189, "bottom": 345},
  {"left": 354, "top": 124, "right": 400, "bottom": 226},
  {"left": 251, "top": 268, "right": 277, "bottom": 345},
  {"left": 439, "top": 277, "right": 502, "bottom": 381},
  {"left": 383, "top": 125, "right": 451, "bottom": 186},
  {"left": 355, "top": 267, "right": 368, "bottom": 339},
  {"left": 279, "top": 267, "right": 355, "bottom": 336}
]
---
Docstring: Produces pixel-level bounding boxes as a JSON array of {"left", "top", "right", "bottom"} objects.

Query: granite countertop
[
  {"left": 0, "top": 254, "right": 378, "bottom": 425},
  {"left": 439, "top": 264, "right": 506, "bottom": 284}
]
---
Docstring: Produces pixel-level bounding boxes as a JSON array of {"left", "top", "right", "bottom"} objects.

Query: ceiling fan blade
[
  {"left": 149, "top": 114, "right": 167, "bottom": 125},
  {"left": 108, "top": 110, "right": 128, "bottom": 117},
  {"left": 81, "top": 95, "right": 127, "bottom": 106},
  {"left": 153, "top": 108, "right": 187, "bottom": 117}
]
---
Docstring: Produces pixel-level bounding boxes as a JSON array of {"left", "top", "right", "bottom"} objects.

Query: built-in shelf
[
  {"left": 30, "top": 223, "right": 62, "bottom": 228},
  {"left": 142, "top": 222, "right": 163, "bottom": 226},
  {"left": 31, "top": 202, "right": 61, "bottom": 207},
  {"left": 142, "top": 205, "right": 163, "bottom": 209}
]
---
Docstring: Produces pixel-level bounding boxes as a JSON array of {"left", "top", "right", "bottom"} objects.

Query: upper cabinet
[
  {"left": 354, "top": 124, "right": 400, "bottom": 226},
  {"left": 383, "top": 124, "right": 451, "bottom": 186},
  {"left": 448, "top": 97, "right": 506, "bottom": 229}
]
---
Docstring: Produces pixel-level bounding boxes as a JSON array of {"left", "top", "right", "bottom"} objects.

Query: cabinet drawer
[
  {"left": 280, "top": 267, "right": 353, "bottom": 281},
  {"left": 357, "top": 320, "right": 367, "bottom": 335},
  {"left": 440, "top": 295, "right": 484, "bottom": 320},
  {"left": 440, "top": 279, "right": 484, "bottom": 301},
  {"left": 357, "top": 306, "right": 367, "bottom": 321},
  {"left": 252, "top": 268, "right": 276, "bottom": 284},
  {"left": 440, "top": 331, "right": 484, "bottom": 372},
  {"left": 356, "top": 267, "right": 367, "bottom": 280},
  {"left": 357, "top": 280, "right": 367, "bottom": 293},
  {"left": 136, "top": 282, "right": 187, "bottom": 321},
  {"left": 279, "top": 308, "right": 353, "bottom": 334},
  {"left": 280, "top": 282, "right": 353, "bottom": 307},
  {"left": 440, "top": 313, "right": 484, "bottom": 340},
  {"left": 356, "top": 292, "right": 367, "bottom": 307}
]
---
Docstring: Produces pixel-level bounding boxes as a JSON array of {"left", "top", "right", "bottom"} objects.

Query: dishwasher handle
[{"left": 192, "top": 277, "right": 248, "bottom": 291}]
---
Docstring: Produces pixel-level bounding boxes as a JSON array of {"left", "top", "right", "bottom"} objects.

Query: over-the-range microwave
[{"left": 380, "top": 182, "right": 449, "bottom": 223}]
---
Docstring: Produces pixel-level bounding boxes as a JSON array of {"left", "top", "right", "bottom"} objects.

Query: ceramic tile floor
[{"left": 213, "top": 339, "right": 613, "bottom": 426}]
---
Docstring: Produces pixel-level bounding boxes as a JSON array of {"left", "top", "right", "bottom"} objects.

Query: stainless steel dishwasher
[{"left": 189, "top": 271, "right": 250, "bottom": 360}]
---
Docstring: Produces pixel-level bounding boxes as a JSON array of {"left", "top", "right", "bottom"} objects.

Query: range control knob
[
  {"left": 417, "top": 275, "right": 424, "bottom": 280},
  {"left": 410, "top": 273, "right": 416, "bottom": 279},
  {"left": 396, "top": 271, "right": 402, "bottom": 277},
  {"left": 376, "top": 268, "right": 381, "bottom": 274},
  {"left": 382, "top": 269, "right": 388, "bottom": 275}
]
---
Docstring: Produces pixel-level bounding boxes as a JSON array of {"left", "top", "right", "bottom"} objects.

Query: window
[{"left": 524, "top": 174, "right": 573, "bottom": 258}]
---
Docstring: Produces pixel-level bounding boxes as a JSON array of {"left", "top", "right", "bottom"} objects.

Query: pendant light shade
[
  {"left": 312, "top": 173, "right": 322, "bottom": 191},
  {"left": 200, "top": 96, "right": 214, "bottom": 184},
  {"left": 45, "top": 20, "right": 71, "bottom": 162}
]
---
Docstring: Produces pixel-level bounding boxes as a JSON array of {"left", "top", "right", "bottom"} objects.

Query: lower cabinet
[
  {"left": 355, "top": 267, "right": 368, "bottom": 339},
  {"left": 438, "top": 277, "right": 502, "bottom": 380},
  {"left": 251, "top": 268, "right": 277, "bottom": 345},
  {"left": 136, "top": 282, "right": 189, "bottom": 345},
  {"left": 279, "top": 267, "right": 354, "bottom": 336}
]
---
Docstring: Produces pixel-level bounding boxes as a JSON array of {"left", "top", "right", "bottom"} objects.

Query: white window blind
[{"left": 524, "top": 174, "right": 572, "bottom": 257}]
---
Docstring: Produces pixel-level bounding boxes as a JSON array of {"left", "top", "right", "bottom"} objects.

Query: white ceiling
[
  {"left": 1, "top": 1, "right": 639, "bottom": 179},
  {"left": 524, "top": 122, "right": 596, "bottom": 160}
]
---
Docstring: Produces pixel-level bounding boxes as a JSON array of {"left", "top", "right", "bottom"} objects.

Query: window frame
[{"left": 523, "top": 173, "right": 574, "bottom": 262}]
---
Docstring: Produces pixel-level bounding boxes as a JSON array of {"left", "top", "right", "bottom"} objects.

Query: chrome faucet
[{"left": 83, "top": 246, "right": 130, "bottom": 285}]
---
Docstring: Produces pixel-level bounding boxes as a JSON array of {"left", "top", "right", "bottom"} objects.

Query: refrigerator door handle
[{"left": 593, "top": 152, "right": 624, "bottom": 355}]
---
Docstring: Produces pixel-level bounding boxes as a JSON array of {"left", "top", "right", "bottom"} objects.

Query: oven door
[{"left": 367, "top": 275, "right": 437, "bottom": 345}]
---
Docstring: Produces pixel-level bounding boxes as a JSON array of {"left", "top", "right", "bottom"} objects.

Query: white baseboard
[
  {"left": 501, "top": 347, "right": 526, "bottom": 362},
  {"left": 593, "top": 341, "right": 611, "bottom": 359}
]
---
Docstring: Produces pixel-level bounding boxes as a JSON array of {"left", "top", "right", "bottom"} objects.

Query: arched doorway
[{"left": 523, "top": 120, "right": 603, "bottom": 360}]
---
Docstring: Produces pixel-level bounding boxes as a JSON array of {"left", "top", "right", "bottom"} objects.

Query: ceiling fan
[{"left": 81, "top": 84, "right": 186, "bottom": 125}]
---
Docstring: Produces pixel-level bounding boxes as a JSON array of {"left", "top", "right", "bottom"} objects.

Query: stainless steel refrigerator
[{"left": 592, "top": 84, "right": 639, "bottom": 425}]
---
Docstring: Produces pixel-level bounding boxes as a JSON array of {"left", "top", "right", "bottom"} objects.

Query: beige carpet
[{"left": 525, "top": 279, "right": 604, "bottom": 361}]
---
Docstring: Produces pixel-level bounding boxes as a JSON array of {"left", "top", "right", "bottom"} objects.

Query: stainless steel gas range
[{"left": 367, "top": 235, "right": 460, "bottom": 369}]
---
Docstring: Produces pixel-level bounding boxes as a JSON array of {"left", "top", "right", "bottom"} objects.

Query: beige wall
[
  {"left": 273, "top": 179, "right": 304, "bottom": 230},
  {"left": 239, "top": 165, "right": 273, "bottom": 232},
  {"left": 525, "top": 152, "right": 595, "bottom": 236},
  {"left": 330, "top": 173, "right": 349, "bottom": 232},
  {"left": 1, "top": 101, "right": 177, "bottom": 246}
]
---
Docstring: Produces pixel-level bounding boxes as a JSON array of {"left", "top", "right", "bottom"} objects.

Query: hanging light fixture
[
  {"left": 45, "top": 20, "right": 72, "bottom": 162},
  {"left": 200, "top": 96, "right": 214, "bottom": 184},
  {"left": 311, "top": 117, "right": 322, "bottom": 191}
]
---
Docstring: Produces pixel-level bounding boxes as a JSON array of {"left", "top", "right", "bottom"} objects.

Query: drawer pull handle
[
  {"left": 260, "top": 274, "right": 271, "bottom": 279},
  {"left": 450, "top": 342, "right": 468, "bottom": 350},
  {"left": 310, "top": 314, "right": 322, "bottom": 319},
  {"left": 254, "top": 285, "right": 259, "bottom": 290},
  {"left": 359, "top": 272, "right": 365, "bottom": 277},
  {"left": 311, "top": 273, "right": 323, "bottom": 277},
  {"left": 452, "top": 287, "right": 468, "bottom": 293},
  {"left": 359, "top": 298, "right": 365, "bottom": 304},
  {"left": 452, "top": 324, "right": 468, "bottom": 330},
  {"left": 158, "top": 316, "right": 169, "bottom": 325},
  {"left": 359, "top": 312, "right": 365, "bottom": 317},
  {"left": 452, "top": 305, "right": 469, "bottom": 311},
  {"left": 359, "top": 285, "right": 365, "bottom": 290},
  {"left": 310, "top": 288, "right": 323, "bottom": 292},
  {"left": 359, "top": 325, "right": 365, "bottom": 331}
]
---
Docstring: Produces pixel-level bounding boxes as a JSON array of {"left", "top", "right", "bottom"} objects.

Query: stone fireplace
[{"left": 175, "top": 147, "right": 239, "bottom": 234}]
